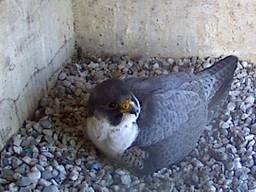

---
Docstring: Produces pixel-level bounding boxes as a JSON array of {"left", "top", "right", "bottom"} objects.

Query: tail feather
[{"left": 197, "top": 55, "right": 238, "bottom": 120}]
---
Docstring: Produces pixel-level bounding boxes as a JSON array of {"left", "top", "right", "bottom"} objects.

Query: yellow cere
[{"left": 121, "top": 99, "right": 132, "bottom": 112}]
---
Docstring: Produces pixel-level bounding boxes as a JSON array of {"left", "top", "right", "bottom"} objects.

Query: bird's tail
[{"left": 196, "top": 55, "right": 238, "bottom": 119}]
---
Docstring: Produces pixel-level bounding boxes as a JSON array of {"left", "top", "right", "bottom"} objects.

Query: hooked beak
[{"left": 129, "top": 105, "right": 140, "bottom": 116}]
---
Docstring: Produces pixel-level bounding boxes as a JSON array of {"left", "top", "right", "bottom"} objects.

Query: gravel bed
[{"left": 0, "top": 55, "right": 256, "bottom": 192}]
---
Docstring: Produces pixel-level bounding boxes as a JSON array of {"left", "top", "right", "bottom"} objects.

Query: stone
[
  {"left": 39, "top": 178, "right": 52, "bottom": 187},
  {"left": 43, "top": 185, "right": 59, "bottom": 192},
  {"left": 88, "top": 62, "right": 100, "bottom": 69},
  {"left": 167, "top": 58, "right": 174, "bottom": 65},
  {"left": 250, "top": 123, "right": 256, "bottom": 135},
  {"left": 15, "top": 163, "right": 29, "bottom": 174},
  {"left": 227, "top": 102, "right": 236, "bottom": 111},
  {"left": 22, "top": 156, "right": 32, "bottom": 164},
  {"left": 42, "top": 170, "right": 53, "bottom": 180},
  {"left": 203, "top": 62, "right": 212, "bottom": 68},
  {"left": 245, "top": 95, "right": 254, "bottom": 104},
  {"left": 42, "top": 151, "right": 54, "bottom": 158},
  {"left": 210, "top": 149, "right": 228, "bottom": 161},
  {"left": 221, "top": 122, "right": 230, "bottom": 129},
  {"left": 58, "top": 72, "right": 67, "bottom": 80},
  {"left": 33, "top": 123, "right": 43, "bottom": 133},
  {"left": 75, "top": 88, "right": 83, "bottom": 96},
  {"left": 39, "top": 118, "right": 53, "bottom": 129},
  {"left": 120, "top": 175, "right": 131, "bottom": 186},
  {"left": 27, "top": 170, "right": 41, "bottom": 182},
  {"left": 8, "top": 182, "right": 19, "bottom": 191},
  {"left": 42, "top": 129, "right": 53, "bottom": 137},
  {"left": 69, "top": 170, "right": 79, "bottom": 181},
  {"left": 13, "top": 134, "right": 22, "bottom": 146},
  {"left": 17, "top": 177, "right": 33, "bottom": 187},
  {"left": 118, "top": 61, "right": 126, "bottom": 70},
  {"left": 172, "top": 65, "right": 179, "bottom": 72},
  {"left": 241, "top": 61, "right": 248, "bottom": 68},
  {"left": 13, "top": 146, "right": 23, "bottom": 154},
  {"left": 1, "top": 169, "right": 15, "bottom": 181},
  {"left": 234, "top": 158, "right": 242, "bottom": 170}
]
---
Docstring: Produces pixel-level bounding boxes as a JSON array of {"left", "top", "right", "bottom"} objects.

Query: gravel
[
  {"left": 42, "top": 185, "right": 59, "bottom": 192},
  {"left": 0, "top": 55, "right": 256, "bottom": 191}
]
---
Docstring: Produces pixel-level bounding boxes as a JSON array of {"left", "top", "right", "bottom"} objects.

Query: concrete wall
[
  {"left": 73, "top": 0, "right": 256, "bottom": 62},
  {"left": 0, "top": 0, "right": 74, "bottom": 149}
]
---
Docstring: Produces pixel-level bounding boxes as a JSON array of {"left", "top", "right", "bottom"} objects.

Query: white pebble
[
  {"left": 245, "top": 95, "right": 255, "bottom": 105},
  {"left": 27, "top": 170, "right": 41, "bottom": 181},
  {"left": 227, "top": 102, "right": 236, "bottom": 111},
  {"left": 241, "top": 61, "right": 248, "bottom": 68},
  {"left": 234, "top": 158, "right": 242, "bottom": 169},
  {"left": 39, "top": 178, "right": 52, "bottom": 187},
  {"left": 167, "top": 58, "right": 174, "bottom": 65},
  {"left": 13, "top": 146, "right": 22, "bottom": 154},
  {"left": 221, "top": 122, "right": 230, "bottom": 129}
]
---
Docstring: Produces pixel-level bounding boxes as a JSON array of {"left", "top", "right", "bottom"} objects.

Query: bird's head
[{"left": 87, "top": 79, "right": 141, "bottom": 126}]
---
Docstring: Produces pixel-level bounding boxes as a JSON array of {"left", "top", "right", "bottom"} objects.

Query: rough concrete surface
[
  {"left": 73, "top": 0, "right": 256, "bottom": 62},
  {"left": 0, "top": 0, "right": 75, "bottom": 150}
]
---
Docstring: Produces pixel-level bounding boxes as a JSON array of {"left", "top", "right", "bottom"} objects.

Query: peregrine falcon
[{"left": 86, "top": 55, "right": 238, "bottom": 175}]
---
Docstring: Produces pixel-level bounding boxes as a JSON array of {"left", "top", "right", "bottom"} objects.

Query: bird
[{"left": 85, "top": 55, "right": 238, "bottom": 175}]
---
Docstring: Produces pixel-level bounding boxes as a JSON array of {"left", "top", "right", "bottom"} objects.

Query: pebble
[
  {"left": 172, "top": 65, "right": 179, "bottom": 72},
  {"left": 9, "top": 183, "right": 19, "bottom": 191},
  {"left": 13, "top": 134, "right": 22, "bottom": 146},
  {"left": 210, "top": 149, "right": 228, "bottom": 161},
  {"left": 42, "top": 170, "right": 53, "bottom": 180},
  {"left": 227, "top": 102, "right": 236, "bottom": 111},
  {"left": 43, "top": 185, "right": 59, "bottom": 192},
  {"left": 1, "top": 169, "right": 15, "bottom": 181},
  {"left": 90, "top": 163, "right": 101, "bottom": 172},
  {"left": 27, "top": 170, "right": 41, "bottom": 181},
  {"left": 234, "top": 158, "right": 242, "bottom": 169},
  {"left": 39, "top": 118, "right": 53, "bottom": 129},
  {"left": 75, "top": 88, "right": 83, "bottom": 96},
  {"left": 241, "top": 61, "right": 248, "bottom": 68},
  {"left": 203, "top": 62, "right": 212, "bottom": 68},
  {"left": 13, "top": 146, "right": 23, "bottom": 154},
  {"left": 221, "top": 122, "right": 230, "bottom": 129},
  {"left": 22, "top": 156, "right": 32, "bottom": 164},
  {"left": 121, "top": 175, "right": 131, "bottom": 186},
  {"left": 17, "top": 177, "right": 34, "bottom": 187},
  {"left": 88, "top": 62, "right": 99, "bottom": 69},
  {"left": 42, "top": 151, "right": 54, "bottom": 158},
  {"left": 33, "top": 123, "right": 43, "bottom": 133},
  {"left": 245, "top": 95, "right": 255, "bottom": 104},
  {"left": 69, "top": 170, "right": 79, "bottom": 181},
  {"left": 58, "top": 72, "right": 67, "bottom": 80},
  {"left": 42, "top": 129, "right": 53, "bottom": 137},
  {"left": 39, "top": 178, "right": 52, "bottom": 187},
  {"left": 167, "top": 58, "right": 174, "bottom": 65},
  {"left": 250, "top": 123, "right": 256, "bottom": 135}
]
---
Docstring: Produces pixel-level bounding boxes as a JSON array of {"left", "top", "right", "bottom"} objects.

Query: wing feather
[{"left": 134, "top": 90, "right": 203, "bottom": 147}]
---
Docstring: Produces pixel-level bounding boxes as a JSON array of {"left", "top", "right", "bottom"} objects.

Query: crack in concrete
[
  {"left": 0, "top": 37, "right": 73, "bottom": 142},
  {"left": 0, "top": 98, "right": 21, "bottom": 125}
]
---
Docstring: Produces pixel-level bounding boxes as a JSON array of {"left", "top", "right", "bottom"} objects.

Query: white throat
[{"left": 86, "top": 113, "right": 139, "bottom": 157}]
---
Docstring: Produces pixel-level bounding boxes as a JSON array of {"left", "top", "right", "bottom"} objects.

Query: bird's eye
[
  {"left": 123, "top": 104, "right": 129, "bottom": 110},
  {"left": 108, "top": 102, "right": 117, "bottom": 109}
]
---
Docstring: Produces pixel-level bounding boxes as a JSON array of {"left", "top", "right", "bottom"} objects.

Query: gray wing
[
  {"left": 135, "top": 89, "right": 205, "bottom": 147},
  {"left": 125, "top": 74, "right": 207, "bottom": 147}
]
